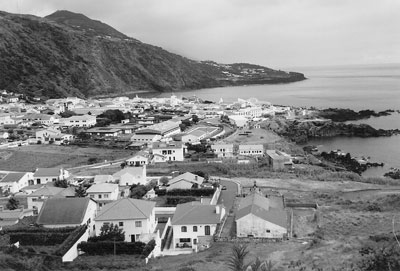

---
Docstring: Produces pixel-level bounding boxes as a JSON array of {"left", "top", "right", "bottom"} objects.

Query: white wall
[
  {"left": 172, "top": 223, "right": 217, "bottom": 250},
  {"left": 236, "top": 213, "right": 287, "bottom": 238}
]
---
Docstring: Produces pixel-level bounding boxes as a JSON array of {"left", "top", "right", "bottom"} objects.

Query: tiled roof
[
  {"left": 169, "top": 172, "right": 204, "bottom": 186},
  {"left": 28, "top": 186, "right": 66, "bottom": 197},
  {"left": 0, "top": 172, "right": 27, "bottom": 183},
  {"left": 93, "top": 175, "right": 114, "bottom": 184},
  {"left": 171, "top": 202, "right": 221, "bottom": 225},
  {"left": 152, "top": 141, "right": 183, "bottom": 149},
  {"left": 95, "top": 198, "right": 155, "bottom": 221},
  {"left": 37, "top": 198, "right": 91, "bottom": 225},
  {"left": 112, "top": 167, "right": 145, "bottom": 179},
  {"left": 87, "top": 183, "right": 118, "bottom": 193},
  {"left": 33, "top": 168, "right": 61, "bottom": 177}
]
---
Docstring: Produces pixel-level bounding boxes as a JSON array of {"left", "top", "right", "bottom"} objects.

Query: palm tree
[
  {"left": 227, "top": 243, "right": 250, "bottom": 271},
  {"left": 246, "top": 258, "right": 275, "bottom": 271}
]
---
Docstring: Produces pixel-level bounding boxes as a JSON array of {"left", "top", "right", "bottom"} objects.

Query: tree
[
  {"left": 54, "top": 179, "right": 68, "bottom": 188},
  {"left": 89, "top": 223, "right": 125, "bottom": 242},
  {"left": 60, "top": 110, "right": 77, "bottom": 118},
  {"left": 159, "top": 176, "right": 169, "bottom": 186},
  {"left": 75, "top": 185, "right": 87, "bottom": 197},
  {"left": 130, "top": 184, "right": 148, "bottom": 199},
  {"left": 192, "top": 114, "right": 199, "bottom": 123},
  {"left": 227, "top": 243, "right": 250, "bottom": 271},
  {"left": 6, "top": 197, "right": 20, "bottom": 210}
]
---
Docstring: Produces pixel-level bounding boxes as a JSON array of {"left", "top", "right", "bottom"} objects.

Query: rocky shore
[{"left": 315, "top": 108, "right": 395, "bottom": 122}]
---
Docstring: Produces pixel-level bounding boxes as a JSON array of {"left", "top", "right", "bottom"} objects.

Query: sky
[{"left": 1, "top": 0, "right": 399, "bottom": 69}]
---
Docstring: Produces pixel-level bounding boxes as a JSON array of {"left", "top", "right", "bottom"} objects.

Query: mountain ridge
[{"left": 0, "top": 10, "right": 306, "bottom": 99}]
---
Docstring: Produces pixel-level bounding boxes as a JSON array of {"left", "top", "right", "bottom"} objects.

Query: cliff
[{"left": 0, "top": 10, "right": 306, "bottom": 99}]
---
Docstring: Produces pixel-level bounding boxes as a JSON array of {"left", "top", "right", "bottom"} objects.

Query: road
[{"left": 217, "top": 179, "right": 239, "bottom": 211}]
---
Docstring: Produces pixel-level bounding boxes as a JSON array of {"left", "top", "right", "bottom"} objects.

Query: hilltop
[{"left": 0, "top": 10, "right": 305, "bottom": 99}]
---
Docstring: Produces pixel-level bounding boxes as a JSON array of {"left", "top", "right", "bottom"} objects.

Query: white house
[
  {"left": 32, "top": 168, "right": 70, "bottom": 185},
  {"left": 238, "top": 144, "right": 264, "bottom": 157},
  {"left": 235, "top": 192, "right": 287, "bottom": 238},
  {"left": 86, "top": 183, "right": 119, "bottom": 209},
  {"left": 61, "top": 115, "right": 97, "bottom": 127},
  {"left": 152, "top": 141, "right": 184, "bottom": 162},
  {"left": 125, "top": 151, "right": 151, "bottom": 166},
  {"left": 171, "top": 202, "right": 225, "bottom": 251},
  {"left": 211, "top": 144, "right": 235, "bottom": 158},
  {"left": 36, "top": 198, "right": 97, "bottom": 236},
  {"left": 0, "top": 172, "right": 31, "bottom": 194},
  {"left": 35, "top": 129, "right": 74, "bottom": 145},
  {"left": 130, "top": 134, "right": 162, "bottom": 143},
  {"left": 167, "top": 172, "right": 204, "bottom": 191},
  {"left": 112, "top": 166, "right": 147, "bottom": 186},
  {"left": 94, "top": 198, "right": 156, "bottom": 242}
]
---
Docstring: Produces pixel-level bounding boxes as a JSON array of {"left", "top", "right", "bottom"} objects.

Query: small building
[
  {"left": 86, "top": 183, "right": 119, "bottom": 209},
  {"left": 143, "top": 188, "right": 157, "bottom": 200},
  {"left": 211, "top": 144, "right": 235, "bottom": 158},
  {"left": 235, "top": 192, "right": 287, "bottom": 238},
  {"left": 36, "top": 198, "right": 97, "bottom": 235},
  {"left": 171, "top": 202, "right": 225, "bottom": 251},
  {"left": 84, "top": 127, "right": 122, "bottom": 137},
  {"left": 0, "top": 208, "right": 35, "bottom": 228},
  {"left": 35, "top": 129, "right": 74, "bottom": 145},
  {"left": 265, "top": 150, "right": 293, "bottom": 170},
  {"left": 61, "top": 115, "right": 97, "bottom": 128},
  {"left": 238, "top": 144, "right": 264, "bottom": 157},
  {"left": 27, "top": 186, "right": 75, "bottom": 214},
  {"left": 32, "top": 168, "right": 69, "bottom": 185},
  {"left": 94, "top": 198, "right": 156, "bottom": 242},
  {"left": 0, "top": 172, "right": 31, "bottom": 194},
  {"left": 130, "top": 133, "right": 162, "bottom": 143},
  {"left": 93, "top": 175, "right": 115, "bottom": 184},
  {"left": 112, "top": 166, "right": 147, "bottom": 186},
  {"left": 152, "top": 141, "right": 184, "bottom": 162},
  {"left": 167, "top": 172, "right": 204, "bottom": 191},
  {"left": 125, "top": 151, "right": 151, "bottom": 166}
]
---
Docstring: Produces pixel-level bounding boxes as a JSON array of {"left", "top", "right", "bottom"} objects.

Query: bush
[
  {"left": 166, "top": 196, "right": 196, "bottom": 206},
  {"left": 8, "top": 232, "right": 70, "bottom": 246},
  {"left": 141, "top": 239, "right": 156, "bottom": 258},
  {"left": 55, "top": 225, "right": 87, "bottom": 256},
  {"left": 166, "top": 188, "right": 215, "bottom": 197},
  {"left": 78, "top": 241, "right": 146, "bottom": 255}
]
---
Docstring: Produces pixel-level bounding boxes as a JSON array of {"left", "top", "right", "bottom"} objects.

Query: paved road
[{"left": 217, "top": 179, "right": 239, "bottom": 211}]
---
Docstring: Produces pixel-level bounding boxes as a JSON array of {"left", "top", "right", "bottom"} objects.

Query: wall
[
  {"left": 62, "top": 227, "right": 89, "bottom": 262},
  {"left": 236, "top": 214, "right": 286, "bottom": 238},
  {"left": 172, "top": 223, "right": 217, "bottom": 250}
]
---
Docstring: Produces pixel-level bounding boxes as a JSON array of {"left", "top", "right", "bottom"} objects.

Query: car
[{"left": 222, "top": 186, "right": 227, "bottom": 190}]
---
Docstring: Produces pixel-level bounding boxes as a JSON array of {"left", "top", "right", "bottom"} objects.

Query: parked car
[{"left": 222, "top": 186, "right": 227, "bottom": 190}]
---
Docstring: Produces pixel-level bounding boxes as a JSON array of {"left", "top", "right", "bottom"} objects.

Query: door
[
  {"left": 130, "top": 235, "right": 135, "bottom": 242},
  {"left": 205, "top": 225, "right": 210, "bottom": 235}
]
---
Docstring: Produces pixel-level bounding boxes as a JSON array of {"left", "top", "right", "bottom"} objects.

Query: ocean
[{"left": 157, "top": 63, "right": 400, "bottom": 177}]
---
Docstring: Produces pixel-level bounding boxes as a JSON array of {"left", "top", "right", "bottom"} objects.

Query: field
[{"left": 0, "top": 145, "right": 133, "bottom": 171}]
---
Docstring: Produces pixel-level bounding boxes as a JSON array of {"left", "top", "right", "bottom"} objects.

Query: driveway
[{"left": 217, "top": 179, "right": 239, "bottom": 212}]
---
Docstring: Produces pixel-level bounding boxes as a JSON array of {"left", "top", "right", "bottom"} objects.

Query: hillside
[{"left": 0, "top": 10, "right": 306, "bottom": 99}]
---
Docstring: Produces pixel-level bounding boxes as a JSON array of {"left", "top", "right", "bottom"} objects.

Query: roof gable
[
  {"left": 171, "top": 202, "right": 221, "bottom": 225},
  {"left": 0, "top": 172, "right": 27, "bottom": 183},
  {"left": 37, "top": 198, "right": 91, "bottom": 225},
  {"left": 33, "top": 168, "right": 61, "bottom": 177},
  {"left": 169, "top": 172, "right": 204, "bottom": 186},
  {"left": 95, "top": 198, "right": 155, "bottom": 221}
]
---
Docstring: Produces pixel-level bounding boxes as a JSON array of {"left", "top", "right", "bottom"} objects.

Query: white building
[
  {"left": 152, "top": 141, "right": 184, "bottom": 162},
  {"left": 171, "top": 202, "right": 225, "bottom": 252},
  {"left": 125, "top": 151, "right": 151, "bottom": 166},
  {"left": 211, "top": 144, "right": 235, "bottom": 158},
  {"left": 27, "top": 186, "right": 75, "bottom": 214},
  {"left": 238, "top": 144, "right": 264, "bottom": 157},
  {"left": 0, "top": 172, "right": 31, "bottom": 194},
  {"left": 112, "top": 166, "right": 147, "bottom": 186},
  {"left": 94, "top": 198, "right": 156, "bottom": 242},
  {"left": 61, "top": 115, "right": 97, "bottom": 127},
  {"left": 86, "top": 183, "right": 119, "bottom": 209},
  {"left": 32, "top": 168, "right": 70, "bottom": 185},
  {"left": 130, "top": 134, "right": 162, "bottom": 143}
]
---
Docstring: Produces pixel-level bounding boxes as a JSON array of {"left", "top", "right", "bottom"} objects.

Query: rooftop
[
  {"left": 172, "top": 202, "right": 222, "bottom": 225},
  {"left": 95, "top": 198, "right": 155, "bottom": 221},
  {"left": 0, "top": 172, "right": 27, "bottom": 183},
  {"left": 33, "top": 168, "right": 61, "bottom": 177}
]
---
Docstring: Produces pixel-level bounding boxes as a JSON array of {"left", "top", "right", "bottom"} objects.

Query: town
[{"left": 0, "top": 90, "right": 398, "bottom": 270}]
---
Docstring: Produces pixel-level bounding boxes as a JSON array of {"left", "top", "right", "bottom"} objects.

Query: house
[
  {"left": 0, "top": 208, "right": 35, "bottom": 228},
  {"left": 32, "top": 168, "right": 69, "bottom": 185},
  {"left": 22, "top": 113, "right": 56, "bottom": 125},
  {"left": 61, "top": 115, "right": 97, "bottom": 128},
  {"left": 0, "top": 113, "right": 14, "bottom": 125},
  {"left": 167, "top": 172, "right": 204, "bottom": 191},
  {"left": 143, "top": 188, "right": 157, "bottom": 200},
  {"left": 211, "top": 144, "right": 235, "bottom": 158},
  {"left": 94, "top": 198, "right": 156, "bottom": 242},
  {"left": 36, "top": 198, "right": 97, "bottom": 235},
  {"left": 125, "top": 151, "right": 151, "bottom": 166},
  {"left": 35, "top": 129, "right": 74, "bottom": 144},
  {"left": 152, "top": 141, "right": 184, "bottom": 162},
  {"left": 112, "top": 166, "right": 147, "bottom": 186},
  {"left": 84, "top": 127, "right": 122, "bottom": 137},
  {"left": 86, "top": 183, "right": 119, "bottom": 209},
  {"left": 171, "top": 202, "right": 225, "bottom": 251},
  {"left": 235, "top": 192, "right": 287, "bottom": 238},
  {"left": 0, "top": 172, "right": 31, "bottom": 194},
  {"left": 93, "top": 175, "right": 115, "bottom": 184},
  {"left": 238, "top": 144, "right": 264, "bottom": 157},
  {"left": 265, "top": 150, "right": 293, "bottom": 170},
  {"left": 27, "top": 186, "right": 75, "bottom": 214}
]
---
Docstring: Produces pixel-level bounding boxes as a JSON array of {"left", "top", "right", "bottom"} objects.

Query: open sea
[{"left": 157, "top": 63, "right": 400, "bottom": 177}]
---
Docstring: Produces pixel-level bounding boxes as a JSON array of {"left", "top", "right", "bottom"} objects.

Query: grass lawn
[{"left": 0, "top": 145, "right": 133, "bottom": 171}]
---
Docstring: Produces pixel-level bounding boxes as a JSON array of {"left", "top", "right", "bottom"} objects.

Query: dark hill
[{"left": 0, "top": 10, "right": 306, "bottom": 99}]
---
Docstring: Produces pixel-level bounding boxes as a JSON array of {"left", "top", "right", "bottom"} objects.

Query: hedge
[
  {"left": 141, "top": 239, "right": 156, "bottom": 258},
  {"left": 166, "top": 196, "right": 196, "bottom": 206},
  {"left": 8, "top": 232, "right": 71, "bottom": 246},
  {"left": 78, "top": 241, "right": 146, "bottom": 255},
  {"left": 164, "top": 188, "right": 215, "bottom": 197},
  {"left": 54, "top": 225, "right": 87, "bottom": 256},
  {"left": 3, "top": 226, "right": 77, "bottom": 234}
]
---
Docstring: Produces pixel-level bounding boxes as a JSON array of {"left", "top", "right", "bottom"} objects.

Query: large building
[{"left": 152, "top": 141, "right": 185, "bottom": 162}]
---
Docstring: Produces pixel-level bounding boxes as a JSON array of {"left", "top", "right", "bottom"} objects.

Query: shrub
[
  {"left": 166, "top": 196, "right": 196, "bottom": 206},
  {"left": 166, "top": 188, "right": 215, "bottom": 197},
  {"left": 78, "top": 241, "right": 145, "bottom": 255},
  {"left": 54, "top": 225, "right": 87, "bottom": 256},
  {"left": 141, "top": 239, "right": 156, "bottom": 258},
  {"left": 8, "top": 232, "right": 71, "bottom": 246}
]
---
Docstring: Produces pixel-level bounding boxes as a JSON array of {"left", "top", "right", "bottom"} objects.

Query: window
[
  {"left": 98, "top": 195, "right": 102, "bottom": 199},
  {"left": 181, "top": 226, "right": 187, "bottom": 232},
  {"left": 193, "top": 226, "right": 197, "bottom": 232},
  {"left": 135, "top": 221, "right": 142, "bottom": 227},
  {"left": 266, "top": 229, "right": 270, "bottom": 233},
  {"left": 119, "top": 222, "right": 124, "bottom": 227},
  {"left": 52, "top": 178, "right": 57, "bottom": 181},
  {"left": 104, "top": 194, "right": 109, "bottom": 198},
  {"left": 179, "top": 238, "right": 190, "bottom": 243},
  {"left": 90, "top": 194, "right": 94, "bottom": 198},
  {"left": 193, "top": 239, "right": 197, "bottom": 244}
]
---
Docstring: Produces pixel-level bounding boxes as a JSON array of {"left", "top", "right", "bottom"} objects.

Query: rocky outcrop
[{"left": 264, "top": 118, "right": 400, "bottom": 143}]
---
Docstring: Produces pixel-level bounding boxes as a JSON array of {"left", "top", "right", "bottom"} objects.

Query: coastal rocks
[
  {"left": 265, "top": 118, "right": 400, "bottom": 144},
  {"left": 316, "top": 108, "right": 395, "bottom": 122},
  {"left": 384, "top": 168, "right": 400, "bottom": 180}
]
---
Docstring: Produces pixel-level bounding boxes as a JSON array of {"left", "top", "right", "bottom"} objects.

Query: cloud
[{"left": 1, "top": 0, "right": 399, "bottom": 67}]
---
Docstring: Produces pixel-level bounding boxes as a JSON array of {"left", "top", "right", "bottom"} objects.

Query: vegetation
[
  {"left": 88, "top": 223, "right": 124, "bottom": 242},
  {"left": 74, "top": 185, "right": 87, "bottom": 197},
  {"left": 6, "top": 197, "right": 20, "bottom": 210},
  {"left": 54, "top": 179, "right": 68, "bottom": 188},
  {"left": 78, "top": 241, "right": 146, "bottom": 255}
]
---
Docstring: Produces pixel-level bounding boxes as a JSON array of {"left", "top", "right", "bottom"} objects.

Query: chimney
[{"left": 215, "top": 205, "right": 220, "bottom": 214}]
